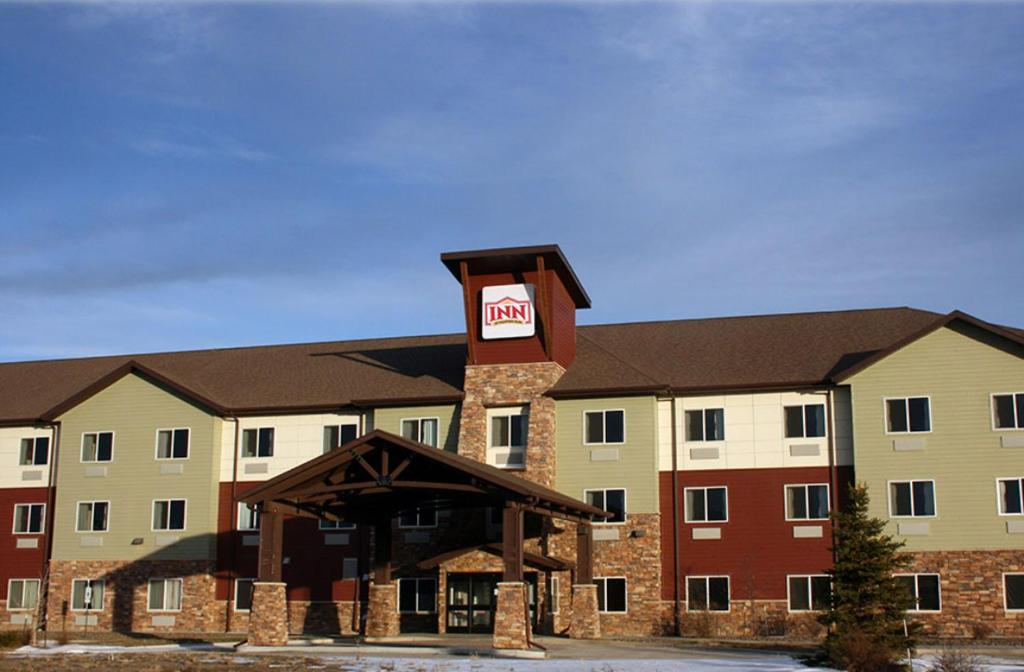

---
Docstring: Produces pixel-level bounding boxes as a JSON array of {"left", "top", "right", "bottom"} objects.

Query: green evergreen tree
[{"left": 819, "top": 483, "right": 915, "bottom": 671}]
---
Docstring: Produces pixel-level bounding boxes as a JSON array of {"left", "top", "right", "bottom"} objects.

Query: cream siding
[
  {"left": 0, "top": 425, "right": 55, "bottom": 489},
  {"left": 369, "top": 405, "right": 461, "bottom": 453}
]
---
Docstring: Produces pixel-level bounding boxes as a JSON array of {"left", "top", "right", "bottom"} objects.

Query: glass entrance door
[{"left": 446, "top": 573, "right": 496, "bottom": 633}]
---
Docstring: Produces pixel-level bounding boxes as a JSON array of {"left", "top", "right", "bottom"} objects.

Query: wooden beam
[
  {"left": 389, "top": 456, "right": 414, "bottom": 481},
  {"left": 502, "top": 503, "right": 524, "bottom": 582},
  {"left": 373, "top": 516, "right": 392, "bottom": 584},
  {"left": 460, "top": 260, "right": 478, "bottom": 365},
  {"left": 258, "top": 504, "right": 285, "bottom": 582},
  {"left": 355, "top": 454, "right": 380, "bottom": 481},
  {"left": 576, "top": 523, "right": 594, "bottom": 585}
]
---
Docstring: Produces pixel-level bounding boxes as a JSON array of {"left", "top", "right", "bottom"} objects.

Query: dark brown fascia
[
  {"left": 0, "top": 418, "right": 55, "bottom": 428},
  {"left": 349, "top": 394, "right": 465, "bottom": 408},
  {"left": 546, "top": 380, "right": 832, "bottom": 400},
  {"left": 830, "top": 309, "right": 1024, "bottom": 383},
  {"left": 545, "top": 384, "right": 670, "bottom": 399}
]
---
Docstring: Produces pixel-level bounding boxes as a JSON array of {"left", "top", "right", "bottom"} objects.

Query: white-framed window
[
  {"left": 487, "top": 407, "right": 528, "bottom": 469},
  {"left": 76, "top": 501, "right": 109, "bottom": 532},
  {"left": 147, "top": 578, "right": 183, "bottom": 612},
  {"left": 19, "top": 437, "right": 49, "bottom": 466},
  {"left": 788, "top": 575, "right": 830, "bottom": 612},
  {"left": 584, "top": 410, "right": 625, "bottom": 445},
  {"left": 884, "top": 397, "right": 931, "bottom": 433},
  {"left": 993, "top": 393, "right": 1024, "bottom": 430},
  {"left": 6, "top": 579, "right": 40, "bottom": 611},
  {"left": 13, "top": 503, "right": 45, "bottom": 534},
  {"left": 71, "top": 579, "right": 105, "bottom": 611},
  {"left": 155, "top": 428, "right": 190, "bottom": 460},
  {"left": 81, "top": 431, "right": 114, "bottom": 462},
  {"left": 323, "top": 423, "right": 359, "bottom": 453},
  {"left": 401, "top": 417, "right": 439, "bottom": 448},
  {"left": 319, "top": 517, "right": 356, "bottom": 530},
  {"left": 547, "top": 575, "right": 560, "bottom": 614},
  {"left": 234, "top": 578, "right": 255, "bottom": 612},
  {"left": 583, "top": 488, "right": 626, "bottom": 524},
  {"left": 152, "top": 499, "right": 187, "bottom": 531},
  {"left": 684, "top": 486, "right": 728, "bottom": 523},
  {"left": 895, "top": 573, "right": 941, "bottom": 612},
  {"left": 1005, "top": 573, "right": 1024, "bottom": 612},
  {"left": 595, "top": 577, "right": 627, "bottom": 613},
  {"left": 784, "top": 404, "right": 826, "bottom": 439},
  {"left": 785, "top": 484, "right": 830, "bottom": 521},
  {"left": 888, "top": 480, "right": 936, "bottom": 518},
  {"left": 398, "top": 577, "right": 436, "bottom": 614},
  {"left": 998, "top": 477, "right": 1024, "bottom": 515},
  {"left": 685, "top": 408, "right": 725, "bottom": 442},
  {"left": 686, "top": 576, "right": 729, "bottom": 612},
  {"left": 241, "top": 427, "right": 274, "bottom": 458},
  {"left": 237, "top": 503, "right": 260, "bottom": 531},
  {"left": 399, "top": 505, "right": 437, "bottom": 529}
]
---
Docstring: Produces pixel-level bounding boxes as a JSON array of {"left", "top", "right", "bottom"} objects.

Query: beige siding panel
[
  {"left": 555, "top": 396, "right": 659, "bottom": 514},
  {"left": 52, "top": 374, "right": 222, "bottom": 561},
  {"left": 0, "top": 426, "right": 54, "bottom": 489},
  {"left": 370, "top": 405, "right": 461, "bottom": 453},
  {"left": 846, "top": 323, "right": 1024, "bottom": 551}
]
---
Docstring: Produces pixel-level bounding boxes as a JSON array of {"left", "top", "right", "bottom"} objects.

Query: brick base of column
[
  {"left": 569, "top": 584, "right": 601, "bottom": 640},
  {"left": 493, "top": 582, "right": 531, "bottom": 650},
  {"left": 365, "top": 582, "right": 399, "bottom": 639},
  {"left": 247, "top": 582, "right": 288, "bottom": 646}
]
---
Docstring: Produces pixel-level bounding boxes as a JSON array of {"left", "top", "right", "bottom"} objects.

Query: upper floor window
[
  {"left": 584, "top": 488, "right": 626, "bottom": 524},
  {"left": 319, "top": 517, "right": 356, "bottom": 530},
  {"left": 401, "top": 417, "right": 438, "bottom": 448},
  {"left": 584, "top": 410, "right": 624, "bottom": 445},
  {"left": 71, "top": 579, "right": 104, "bottom": 611},
  {"left": 81, "top": 432, "right": 113, "bottom": 463},
  {"left": 76, "top": 501, "right": 109, "bottom": 532},
  {"left": 147, "top": 578, "right": 183, "bottom": 612},
  {"left": 788, "top": 575, "right": 830, "bottom": 612},
  {"left": 686, "top": 576, "right": 729, "bottom": 612},
  {"left": 993, "top": 393, "right": 1024, "bottom": 430},
  {"left": 895, "top": 573, "right": 940, "bottom": 612},
  {"left": 595, "top": 577, "right": 627, "bottom": 613},
  {"left": 19, "top": 437, "right": 49, "bottom": 466},
  {"left": 685, "top": 408, "right": 724, "bottom": 442},
  {"left": 323, "top": 423, "right": 359, "bottom": 453},
  {"left": 488, "top": 407, "right": 527, "bottom": 469},
  {"left": 398, "top": 577, "right": 436, "bottom": 614},
  {"left": 785, "top": 484, "right": 830, "bottom": 521},
  {"left": 399, "top": 506, "right": 437, "bottom": 529},
  {"left": 684, "top": 486, "right": 728, "bottom": 523},
  {"left": 241, "top": 428, "right": 274, "bottom": 458},
  {"left": 155, "top": 428, "right": 189, "bottom": 460},
  {"left": 237, "top": 503, "right": 260, "bottom": 531},
  {"left": 13, "top": 503, "right": 45, "bottom": 534},
  {"left": 885, "top": 397, "right": 931, "bottom": 433},
  {"left": 784, "top": 404, "right": 826, "bottom": 439},
  {"left": 6, "top": 579, "right": 40, "bottom": 611},
  {"left": 152, "top": 499, "right": 186, "bottom": 531},
  {"left": 889, "top": 480, "right": 936, "bottom": 518},
  {"left": 998, "top": 478, "right": 1023, "bottom": 515}
]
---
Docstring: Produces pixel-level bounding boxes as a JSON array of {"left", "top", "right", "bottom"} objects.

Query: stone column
[
  {"left": 365, "top": 582, "right": 399, "bottom": 639},
  {"left": 570, "top": 584, "right": 601, "bottom": 640},
  {"left": 247, "top": 582, "right": 288, "bottom": 646},
  {"left": 493, "top": 582, "right": 531, "bottom": 650}
]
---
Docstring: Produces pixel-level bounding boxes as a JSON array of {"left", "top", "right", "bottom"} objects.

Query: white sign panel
[{"left": 481, "top": 284, "right": 536, "bottom": 340}]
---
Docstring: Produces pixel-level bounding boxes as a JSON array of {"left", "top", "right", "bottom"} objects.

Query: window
[
  {"left": 488, "top": 408, "right": 528, "bottom": 469},
  {"left": 889, "top": 481, "right": 936, "bottom": 517},
  {"left": 71, "top": 579, "right": 105, "bottom": 611},
  {"left": 896, "top": 574, "right": 941, "bottom": 612},
  {"left": 686, "top": 576, "right": 729, "bottom": 612},
  {"left": 234, "top": 578, "right": 255, "bottom": 612},
  {"left": 399, "top": 506, "right": 437, "bottom": 529},
  {"left": 323, "top": 423, "right": 359, "bottom": 453},
  {"left": 76, "top": 501, "right": 109, "bottom": 532},
  {"left": 7, "top": 579, "right": 40, "bottom": 611},
  {"left": 584, "top": 488, "right": 626, "bottom": 524},
  {"left": 81, "top": 432, "right": 113, "bottom": 462},
  {"left": 19, "top": 437, "right": 49, "bottom": 466},
  {"left": 595, "top": 577, "right": 626, "bottom": 613},
  {"left": 784, "top": 404, "right": 826, "bottom": 439},
  {"left": 584, "top": 410, "right": 625, "bottom": 444},
  {"left": 155, "top": 428, "right": 189, "bottom": 460},
  {"left": 1006, "top": 574, "right": 1024, "bottom": 611},
  {"left": 319, "top": 517, "right": 356, "bottom": 530},
  {"left": 147, "top": 578, "right": 183, "bottom": 612},
  {"left": 993, "top": 394, "right": 1024, "bottom": 430},
  {"left": 685, "top": 409, "right": 725, "bottom": 442},
  {"left": 237, "top": 503, "right": 260, "bottom": 531},
  {"left": 885, "top": 397, "right": 931, "bottom": 433},
  {"left": 548, "top": 576, "right": 560, "bottom": 614},
  {"left": 13, "top": 504, "right": 45, "bottom": 534},
  {"left": 398, "top": 578, "right": 436, "bottom": 614},
  {"left": 152, "top": 499, "right": 186, "bottom": 531},
  {"left": 788, "top": 575, "right": 830, "bottom": 611},
  {"left": 401, "top": 418, "right": 439, "bottom": 448},
  {"left": 785, "top": 484, "right": 830, "bottom": 521},
  {"left": 241, "top": 428, "right": 274, "bottom": 458},
  {"left": 684, "top": 487, "right": 728, "bottom": 523},
  {"left": 998, "top": 478, "right": 1024, "bottom": 515}
]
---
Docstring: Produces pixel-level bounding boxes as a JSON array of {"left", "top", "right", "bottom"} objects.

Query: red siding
[
  {"left": 0, "top": 487, "right": 51, "bottom": 600},
  {"left": 659, "top": 467, "right": 853, "bottom": 601}
]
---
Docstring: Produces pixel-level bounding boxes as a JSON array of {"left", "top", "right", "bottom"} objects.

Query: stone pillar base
[
  {"left": 569, "top": 583, "right": 601, "bottom": 640},
  {"left": 494, "top": 581, "right": 531, "bottom": 650},
  {"left": 365, "top": 582, "right": 400, "bottom": 638},
  {"left": 247, "top": 582, "right": 288, "bottom": 646}
]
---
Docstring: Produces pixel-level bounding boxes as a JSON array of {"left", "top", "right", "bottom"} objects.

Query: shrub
[
  {"left": 930, "top": 649, "right": 982, "bottom": 672},
  {"left": 968, "top": 621, "right": 992, "bottom": 641},
  {"left": 828, "top": 628, "right": 906, "bottom": 672},
  {"left": 0, "top": 629, "right": 31, "bottom": 649}
]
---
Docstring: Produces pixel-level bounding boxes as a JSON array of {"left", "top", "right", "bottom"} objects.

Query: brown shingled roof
[{"left": 0, "top": 306, "right": 988, "bottom": 424}]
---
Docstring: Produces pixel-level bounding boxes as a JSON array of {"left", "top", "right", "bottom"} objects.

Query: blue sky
[{"left": 1, "top": 1, "right": 1022, "bottom": 362}]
